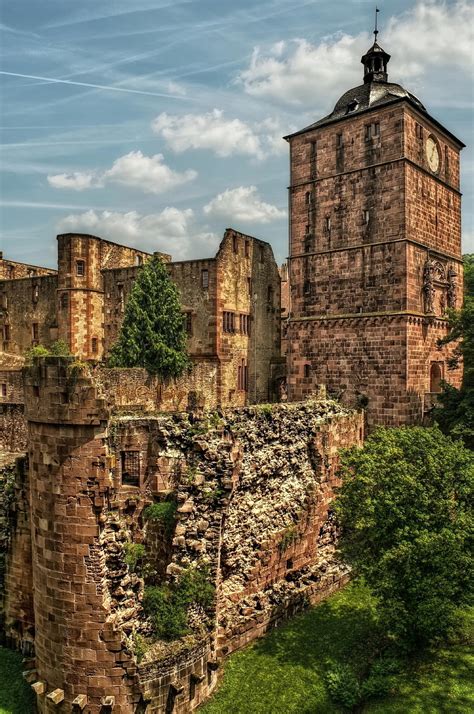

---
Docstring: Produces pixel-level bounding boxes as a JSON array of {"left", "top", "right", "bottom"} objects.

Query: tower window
[
  {"left": 118, "top": 284, "right": 125, "bottom": 312},
  {"left": 201, "top": 269, "right": 209, "bottom": 288},
  {"left": 60, "top": 292, "right": 69, "bottom": 310},
  {"left": 223, "top": 311, "right": 235, "bottom": 333},
  {"left": 245, "top": 241, "right": 250, "bottom": 258},
  {"left": 430, "top": 363, "right": 443, "bottom": 394},
  {"left": 3, "top": 324, "right": 10, "bottom": 342},
  {"left": 305, "top": 191, "right": 311, "bottom": 205},
  {"left": 363, "top": 209, "right": 370, "bottom": 225},
  {"left": 346, "top": 99, "right": 358, "bottom": 114},
  {"left": 336, "top": 133, "right": 343, "bottom": 148},
  {"left": 304, "top": 364, "right": 311, "bottom": 378},
  {"left": 32, "top": 284, "right": 39, "bottom": 303},
  {"left": 365, "top": 123, "right": 380, "bottom": 140},
  {"left": 184, "top": 312, "right": 193, "bottom": 335},
  {"left": 247, "top": 277, "right": 252, "bottom": 294},
  {"left": 233, "top": 236, "right": 238, "bottom": 254},
  {"left": 1, "top": 384, "right": 7, "bottom": 397},
  {"left": 32, "top": 323, "right": 39, "bottom": 342},
  {"left": 121, "top": 451, "right": 140, "bottom": 487},
  {"left": 416, "top": 123, "right": 423, "bottom": 139},
  {"left": 76, "top": 260, "right": 85, "bottom": 277},
  {"left": 303, "top": 280, "right": 311, "bottom": 295},
  {"left": 91, "top": 337, "right": 98, "bottom": 354},
  {"left": 325, "top": 217, "right": 331, "bottom": 232}
]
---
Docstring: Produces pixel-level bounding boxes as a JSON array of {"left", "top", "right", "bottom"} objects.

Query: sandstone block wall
[
  {"left": 0, "top": 274, "right": 58, "bottom": 355},
  {"left": 2, "top": 357, "right": 362, "bottom": 713}
]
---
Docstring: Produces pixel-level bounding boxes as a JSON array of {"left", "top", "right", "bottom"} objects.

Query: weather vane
[{"left": 374, "top": 6, "right": 380, "bottom": 41}]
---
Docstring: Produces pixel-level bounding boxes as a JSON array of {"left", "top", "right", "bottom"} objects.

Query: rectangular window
[
  {"left": 365, "top": 123, "right": 380, "bottom": 140},
  {"left": 233, "top": 236, "right": 238, "bottom": 254},
  {"left": 4, "top": 324, "right": 10, "bottom": 341},
  {"left": 304, "top": 364, "right": 311, "bottom": 378},
  {"left": 239, "top": 314, "right": 250, "bottom": 335},
  {"left": 1, "top": 294, "right": 7, "bottom": 310},
  {"left": 363, "top": 209, "right": 370, "bottom": 225},
  {"left": 304, "top": 280, "right": 311, "bottom": 296},
  {"left": 336, "top": 133, "right": 343, "bottom": 148},
  {"left": 416, "top": 123, "right": 423, "bottom": 139},
  {"left": 247, "top": 277, "right": 252, "bottom": 294},
  {"left": 444, "top": 146, "right": 449, "bottom": 177},
  {"left": 32, "top": 323, "right": 39, "bottom": 342},
  {"left": 1, "top": 384, "right": 6, "bottom": 398},
  {"left": 121, "top": 451, "right": 140, "bottom": 487},
  {"left": 201, "top": 269, "right": 209, "bottom": 289},
  {"left": 76, "top": 260, "right": 85, "bottom": 277},
  {"left": 32, "top": 284, "right": 39, "bottom": 303},
  {"left": 223, "top": 311, "right": 235, "bottom": 333},
  {"left": 91, "top": 337, "right": 98, "bottom": 354},
  {"left": 267, "top": 286, "right": 274, "bottom": 306},
  {"left": 259, "top": 246, "right": 264, "bottom": 263},
  {"left": 325, "top": 216, "right": 331, "bottom": 232},
  {"left": 245, "top": 241, "right": 250, "bottom": 258},
  {"left": 118, "top": 284, "right": 124, "bottom": 312},
  {"left": 310, "top": 140, "right": 317, "bottom": 157},
  {"left": 60, "top": 292, "right": 69, "bottom": 310},
  {"left": 185, "top": 313, "right": 193, "bottom": 335}
]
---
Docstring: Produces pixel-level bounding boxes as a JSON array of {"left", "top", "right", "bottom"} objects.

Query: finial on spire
[{"left": 374, "top": 6, "right": 380, "bottom": 42}]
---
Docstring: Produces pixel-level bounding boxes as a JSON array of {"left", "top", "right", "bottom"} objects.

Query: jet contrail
[{"left": 0, "top": 71, "right": 189, "bottom": 100}]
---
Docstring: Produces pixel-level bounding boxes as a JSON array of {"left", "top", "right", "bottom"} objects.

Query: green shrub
[
  {"left": 143, "top": 500, "right": 177, "bottom": 536},
  {"left": 132, "top": 632, "right": 148, "bottom": 663},
  {"left": 123, "top": 542, "right": 145, "bottom": 573},
  {"left": 25, "top": 344, "right": 50, "bottom": 363},
  {"left": 325, "top": 663, "right": 361, "bottom": 709},
  {"left": 143, "top": 567, "right": 215, "bottom": 641},
  {"left": 361, "top": 657, "right": 401, "bottom": 699},
  {"left": 279, "top": 525, "right": 298, "bottom": 553},
  {"left": 49, "top": 339, "right": 71, "bottom": 356}
]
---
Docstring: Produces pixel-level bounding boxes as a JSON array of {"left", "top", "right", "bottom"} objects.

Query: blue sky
[{"left": 1, "top": 0, "right": 473, "bottom": 268}]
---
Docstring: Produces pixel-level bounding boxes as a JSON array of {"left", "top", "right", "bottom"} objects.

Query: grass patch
[
  {"left": 201, "top": 581, "right": 474, "bottom": 714},
  {"left": 0, "top": 647, "right": 35, "bottom": 714}
]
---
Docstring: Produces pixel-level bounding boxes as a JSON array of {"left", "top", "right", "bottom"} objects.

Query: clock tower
[{"left": 284, "top": 36, "right": 464, "bottom": 427}]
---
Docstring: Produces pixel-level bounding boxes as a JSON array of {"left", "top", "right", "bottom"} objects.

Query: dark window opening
[
  {"left": 310, "top": 140, "right": 317, "bottom": 156},
  {"left": 60, "top": 292, "right": 69, "bottom": 310},
  {"left": 136, "top": 254, "right": 143, "bottom": 265},
  {"left": 91, "top": 337, "right": 98, "bottom": 354},
  {"left": 4, "top": 324, "right": 10, "bottom": 341},
  {"left": 185, "top": 313, "right": 193, "bottom": 335},
  {"left": 223, "top": 311, "right": 235, "bottom": 333},
  {"left": 416, "top": 123, "right": 423, "bottom": 140},
  {"left": 32, "top": 285, "right": 39, "bottom": 303},
  {"left": 121, "top": 451, "right": 140, "bottom": 487},
  {"left": 233, "top": 236, "right": 238, "bottom": 254},
  {"left": 304, "top": 364, "right": 311, "bottom": 378},
  {"left": 1, "top": 384, "right": 6, "bottom": 397},
  {"left": 259, "top": 246, "right": 264, "bottom": 263},
  {"left": 363, "top": 209, "right": 370, "bottom": 225},
  {"left": 247, "top": 277, "right": 252, "bottom": 294},
  {"left": 238, "top": 360, "right": 249, "bottom": 392},
  {"left": 239, "top": 314, "right": 250, "bottom": 335},
  {"left": 303, "top": 281, "right": 311, "bottom": 296},
  {"left": 201, "top": 269, "right": 209, "bottom": 289},
  {"left": 267, "top": 286, "right": 274, "bottom": 306},
  {"left": 430, "top": 362, "right": 443, "bottom": 393},
  {"left": 118, "top": 284, "right": 125, "bottom": 312},
  {"left": 33, "top": 385, "right": 40, "bottom": 398},
  {"left": 286, "top": 558, "right": 294, "bottom": 569},
  {"left": 76, "top": 260, "right": 85, "bottom": 277},
  {"left": 305, "top": 191, "right": 311, "bottom": 205},
  {"left": 325, "top": 216, "right": 331, "bottom": 232},
  {"left": 245, "top": 241, "right": 250, "bottom": 258},
  {"left": 336, "top": 133, "right": 343, "bottom": 148},
  {"left": 346, "top": 99, "right": 358, "bottom": 114},
  {"left": 32, "top": 323, "right": 39, "bottom": 342}
]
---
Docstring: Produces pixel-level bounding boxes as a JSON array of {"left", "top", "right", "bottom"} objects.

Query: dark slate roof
[{"left": 284, "top": 81, "right": 426, "bottom": 139}]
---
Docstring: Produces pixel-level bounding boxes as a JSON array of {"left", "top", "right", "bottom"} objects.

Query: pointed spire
[{"left": 361, "top": 8, "right": 390, "bottom": 84}]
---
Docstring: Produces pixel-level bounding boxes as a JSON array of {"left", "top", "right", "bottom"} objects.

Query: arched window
[{"left": 430, "top": 362, "right": 443, "bottom": 393}]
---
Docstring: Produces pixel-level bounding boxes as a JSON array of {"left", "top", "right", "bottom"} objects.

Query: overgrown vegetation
[
  {"left": 434, "top": 253, "right": 474, "bottom": 447},
  {"left": 143, "top": 500, "right": 177, "bottom": 536},
  {"left": 143, "top": 566, "right": 215, "bottom": 641},
  {"left": 0, "top": 465, "right": 16, "bottom": 626},
  {"left": 0, "top": 646, "right": 36, "bottom": 714},
  {"left": 24, "top": 339, "right": 70, "bottom": 363},
  {"left": 334, "top": 426, "right": 473, "bottom": 648},
  {"left": 123, "top": 542, "right": 146, "bottom": 573},
  {"left": 108, "top": 254, "right": 190, "bottom": 378},
  {"left": 278, "top": 525, "right": 298, "bottom": 553}
]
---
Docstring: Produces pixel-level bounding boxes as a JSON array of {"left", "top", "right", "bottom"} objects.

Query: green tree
[
  {"left": 334, "top": 426, "right": 474, "bottom": 647},
  {"left": 434, "top": 254, "right": 474, "bottom": 448},
  {"left": 108, "top": 255, "right": 190, "bottom": 378}
]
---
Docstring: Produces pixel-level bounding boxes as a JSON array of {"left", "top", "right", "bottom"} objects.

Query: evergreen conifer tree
[{"left": 109, "top": 255, "right": 190, "bottom": 378}]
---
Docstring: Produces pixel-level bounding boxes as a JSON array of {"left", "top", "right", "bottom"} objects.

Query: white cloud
[
  {"left": 237, "top": 2, "right": 473, "bottom": 106},
  {"left": 48, "top": 150, "right": 196, "bottom": 195},
  {"left": 47, "top": 171, "right": 99, "bottom": 190},
  {"left": 152, "top": 109, "right": 264, "bottom": 159},
  {"left": 56, "top": 208, "right": 219, "bottom": 260},
  {"left": 203, "top": 186, "right": 286, "bottom": 224}
]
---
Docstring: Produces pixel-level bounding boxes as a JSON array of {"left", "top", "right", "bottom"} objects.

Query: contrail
[{"left": 0, "top": 71, "right": 189, "bottom": 100}]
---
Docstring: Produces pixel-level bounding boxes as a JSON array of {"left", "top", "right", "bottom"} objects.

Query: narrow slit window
[
  {"left": 336, "top": 133, "right": 343, "bottom": 148},
  {"left": 363, "top": 209, "right": 370, "bottom": 225},
  {"left": 121, "top": 451, "right": 140, "bottom": 486},
  {"left": 61, "top": 292, "right": 69, "bottom": 310},
  {"left": 304, "top": 364, "right": 311, "bottom": 378},
  {"left": 201, "top": 269, "right": 209, "bottom": 289},
  {"left": 32, "top": 284, "right": 39, "bottom": 303},
  {"left": 76, "top": 260, "right": 85, "bottom": 277},
  {"left": 233, "top": 236, "right": 238, "bottom": 254},
  {"left": 91, "top": 337, "right": 98, "bottom": 354},
  {"left": 1, "top": 384, "right": 6, "bottom": 397},
  {"left": 32, "top": 323, "right": 39, "bottom": 342}
]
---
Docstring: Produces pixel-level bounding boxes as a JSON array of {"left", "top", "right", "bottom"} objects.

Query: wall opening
[
  {"left": 121, "top": 450, "right": 140, "bottom": 486},
  {"left": 430, "top": 362, "right": 443, "bottom": 393}
]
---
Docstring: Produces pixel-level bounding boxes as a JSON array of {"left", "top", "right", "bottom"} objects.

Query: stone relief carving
[
  {"left": 447, "top": 268, "right": 457, "bottom": 309},
  {"left": 423, "top": 258, "right": 436, "bottom": 314}
]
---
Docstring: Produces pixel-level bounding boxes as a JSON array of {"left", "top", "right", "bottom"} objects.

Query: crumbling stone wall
[
  {"left": 3, "top": 358, "right": 361, "bottom": 713},
  {"left": 0, "top": 274, "right": 58, "bottom": 355}
]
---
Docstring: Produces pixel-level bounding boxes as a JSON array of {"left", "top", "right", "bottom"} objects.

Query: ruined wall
[
  {"left": 0, "top": 275, "right": 58, "bottom": 355},
  {"left": 6, "top": 358, "right": 360, "bottom": 713},
  {"left": 0, "top": 254, "right": 56, "bottom": 280},
  {"left": 0, "top": 455, "right": 34, "bottom": 654},
  {"left": 0, "top": 370, "right": 26, "bottom": 451}
]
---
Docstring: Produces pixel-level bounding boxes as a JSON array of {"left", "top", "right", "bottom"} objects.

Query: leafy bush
[
  {"left": 335, "top": 426, "right": 474, "bottom": 647},
  {"left": 49, "top": 339, "right": 71, "bottom": 356},
  {"left": 325, "top": 663, "right": 361, "bottom": 708},
  {"left": 143, "top": 567, "right": 215, "bottom": 641},
  {"left": 279, "top": 525, "right": 298, "bottom": 553},
  {"left": 25, "top": 340, "right": 71, "bottom": 364},
  {"left": 143, "top": 500, "right": 177, "bottom": 536},
  {"left": 123, "top": 542, "right": 145, "bottom": 573}
]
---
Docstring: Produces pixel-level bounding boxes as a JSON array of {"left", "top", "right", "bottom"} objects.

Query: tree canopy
[
  {"left": 108, "top": 255, "right": 190, "bottom": 378},
  {"left": 434, "top": 253, "right": 474, "bottom": 448},
  {"left": 334, "top": 426, "right": 474, "bottom": 647}
]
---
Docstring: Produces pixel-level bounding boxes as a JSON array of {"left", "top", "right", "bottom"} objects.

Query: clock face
[{"left": 426, "top": 136, "right": 440, "bottom": 173}]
